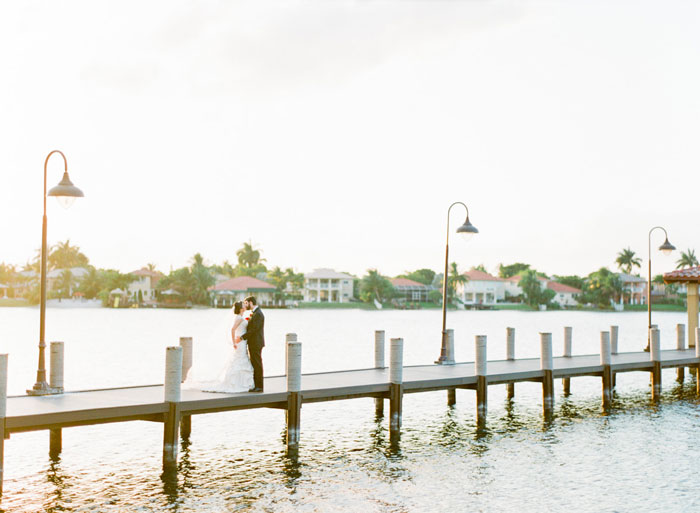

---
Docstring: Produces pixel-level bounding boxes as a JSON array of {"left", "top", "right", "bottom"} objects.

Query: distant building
[
  {"left": 390, "top": 278, "right": 432, "bottom": 302},
  {"left": 128, "top": 268, "right": 164, "bottom": 303},
  {"left": 457, "top": 269, "right": 505, "bottom": 305},
  {"left": 618, "top": 273, "right": 647, "bottom": 305},
  {"left": 303, "top": 269, "right": 355, "bottom": 303},
  {"left": 209, "top": 276, "right": 279, "bottom": 307},
  {"left": 47, "top": 267, "right": 89, "bottom": 296},
  {"left": 546, "top": 281, "right": 581, "bottom": 307}
]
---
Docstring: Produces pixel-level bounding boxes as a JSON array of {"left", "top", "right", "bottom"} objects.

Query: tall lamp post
[
  {"left": 27, "top": 150, "right": 84, "bottom": 396},
  {"left": 436, "top": 201, "right": 478, "bottom": 365},
  {"left": 645, "top": 226, "right": 675, "bottom": 352}
]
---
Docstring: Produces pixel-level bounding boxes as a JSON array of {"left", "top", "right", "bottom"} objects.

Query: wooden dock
[{"left": 1, "top": 325, "right": 699, "bottom": 493}]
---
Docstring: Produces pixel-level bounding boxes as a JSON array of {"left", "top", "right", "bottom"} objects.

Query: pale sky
[{"left": 1, "top": 0, "right": 698, "bottom": 279}]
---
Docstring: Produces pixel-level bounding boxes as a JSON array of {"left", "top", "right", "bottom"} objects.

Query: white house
[
  {"left": 303, "top": 269, "right": 355, "bottom": 303},
  {"left": 457, "top": 269, "right": 506, "bottom": 305},
  {"left": 547, "top": 281, "right": 581, "bottom": 307},
  {"left": 209, "top": 276, "right": 279, "bottom": 307},
  {"left": 617, "top": 273, "right": 647, "bottom": 305},
  {"left": 128, "top": 268, "right": 164, "bottom": 303},
  {"left": 390, "top": 278, "right": 432, "bottom": 302}
]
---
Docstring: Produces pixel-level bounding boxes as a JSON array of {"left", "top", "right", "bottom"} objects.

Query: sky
[{"left": 1, "top": 0, "right": 698, "bottom": 279}]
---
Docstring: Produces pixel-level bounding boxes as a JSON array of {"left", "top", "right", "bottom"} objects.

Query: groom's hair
[{"left": 245, "top": 296, "right": 257, "bottom": 306}]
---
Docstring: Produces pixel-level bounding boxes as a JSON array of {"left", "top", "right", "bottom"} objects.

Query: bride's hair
[{"left": 233, "top": 301, "right": 243, "bottom": 315}]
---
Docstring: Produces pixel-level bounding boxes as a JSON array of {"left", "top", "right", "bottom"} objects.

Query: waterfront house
[
  {"left": 47, "top": 267, "right": 89, "bottom": 296},
  {"left": 127, "top": 268, "right": 164, "bottom": 304},
  {"left": 457, "top": 269, "right": 505, "bottom": 305},
  {"left": 546, "top": 281, "right": 581, "bottom": 307},
  {"left": 209, "top": 276, "right": 279, "bottom": 307},
  {"left": 303, "top": 269, "right": 355, "bottom": 303},
  {"left": 617, "top": 273, "right": 647, "bottom": 305},
  {"left": 390, "top": 278, "right": 432, "bottom": 302}
]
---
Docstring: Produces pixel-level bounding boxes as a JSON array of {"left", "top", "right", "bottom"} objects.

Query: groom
[{"left": 240, "top": 296, "right": 265, "bottom": 392}]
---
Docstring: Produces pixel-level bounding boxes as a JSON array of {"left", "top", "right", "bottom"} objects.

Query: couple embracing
[{"left": 186, "top": 296, "right": 265, "bottom": 393}]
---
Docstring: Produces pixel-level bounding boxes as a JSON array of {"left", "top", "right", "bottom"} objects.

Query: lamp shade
[
  {"left": 48, "top": 172, "right": 83, "bottom": 209},
  {"left": 659, "top": 238, "right": 675, "bottom": 256},
  {"left": 456, "top": 217, "right": 478, "bottom": 240}
]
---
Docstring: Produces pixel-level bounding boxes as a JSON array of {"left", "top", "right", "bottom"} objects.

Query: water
[{"left": 0, "top": 307, "right": 697, "bottom": 512}]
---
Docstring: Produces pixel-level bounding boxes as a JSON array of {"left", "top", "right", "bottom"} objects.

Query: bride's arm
[{"left": 232, "top": 317, "right": 243, "bottom": 347}]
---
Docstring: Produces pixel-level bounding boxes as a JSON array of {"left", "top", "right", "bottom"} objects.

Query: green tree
[
  {"left": 54, "top": 269, "right": 75, "bottom": 299},
  {"left": 446, "top": 262, "right": 467, "bottom": 302},
  {"left": 236, "top": 241, "right": 265, "bottom": 269},
  {"left": 552, "top": 275, "right": 586, "bottom": 291},
  {"left": 360, "top": 269, "right": 395, "bottom": 303},
  {"left": 615, "top": 247, "right": 641, "bottom": 275},
  {"left": 582, "top": 267, "right": 622, "bottom": 308},
  {"left": 474, "top": 264, "right": 487, "bottom": 273},
  {"left": 398, "top": 268, "right": 436, "bottom": 286},
  {"left": 519, "top": 270, "right": 555, "bottom": 307},
  {"left": 190, "top": 253, "right": 215, "bottom": 304},
  {"left": 498, "top": 263, "right": 530, "bottom": 278},
  {"left": 77, "top": 266, "right": 102, "bottom": 299},
  {"left": 676, "top": 249, "right": 698, "bottom": 269},
  {"left": 285, "top": 268, "right": 305, "bottom": 298},
  {"left": 49, "top": 240, "right": 89, "bottom": 270}
]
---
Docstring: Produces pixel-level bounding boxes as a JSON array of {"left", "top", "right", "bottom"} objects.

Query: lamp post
[
  {"left": 436, "top": 202, "right": 478, "bottom": 365},
  {"left": 27, "top": 150, "right": 84, "bottom": 396},
  {"left": 645, "top": 226, "right": 675, "bottom": 352}
]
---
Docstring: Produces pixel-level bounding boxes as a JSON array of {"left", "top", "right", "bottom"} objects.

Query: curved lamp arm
[{"left": 44, "top": 150, "right": 68, "bottom": 213}]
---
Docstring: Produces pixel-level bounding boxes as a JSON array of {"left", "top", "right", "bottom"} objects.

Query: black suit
[{"left": 241, "top": 306, "right": 265, "bottom": 389}]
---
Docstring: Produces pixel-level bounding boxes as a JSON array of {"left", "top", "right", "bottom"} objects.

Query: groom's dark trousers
[{"left": 242, "top": 307, "right": 265, "bottom": 389}]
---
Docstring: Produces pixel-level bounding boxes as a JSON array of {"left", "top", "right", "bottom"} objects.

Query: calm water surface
[{"left": 0, "top": 307, "right": 697, "bottom": 512}]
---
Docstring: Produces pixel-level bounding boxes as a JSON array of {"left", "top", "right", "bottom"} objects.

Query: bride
[{"left": 184, "top": 301, "right": 254, "bottom": 393}]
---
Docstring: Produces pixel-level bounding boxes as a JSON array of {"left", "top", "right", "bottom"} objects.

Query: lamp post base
[
  {"left": 27, "top": 381, "right": 63, "bottom": 396},
  {"left": 435, "top": 356, "right": 455, "bottom": 365}
]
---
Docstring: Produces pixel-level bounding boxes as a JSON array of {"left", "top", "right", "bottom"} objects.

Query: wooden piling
[
  {"left": 446, "top": 329, "right": 456, "bottom": 404},
  {"left": 49, "top": 341, "right": 64, "bottom": 457},
  {"left": 610, "top": 325, "right": 618, "bottom": 389},
  {"left": 676, "top": 324, "right": 686, "bottom": 383},
  {"left": 600, "top": 331, "right": 612, "bottom": 411},
  {"left": 163, "top": 346, "right": 182, "bottom": 470},
  {"left": 389, "top": 338, "right": 403, "bottom": 437},
  {"left": 0, "top": 354, "right": 7, "bottom": 494},
  {"left": 506, "top": 327, "right": 515, "bottom": 400},
  {"left": 563, "top": 327, "right": 572, "bottom": 396},
  {"left": 286, "top": 340, "right": 302, "bottom": 453},
  {"left": 650, "top": 328, "right": 661, "bottom": 401},
  {"left": 540, "top": 333, "right": 554, "bottom": 416},
  {"left": 475, "top": 335, "right": 487, "bottom": 428},
  {"left": 374, "top": 330, "right": 385, "bottom": 415},
  {"left": 179, "top": 337, "right": 193, "bottom": 439}
]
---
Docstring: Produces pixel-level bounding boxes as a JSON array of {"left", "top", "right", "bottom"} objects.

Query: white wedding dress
[{"left": 184, "top": 313, "right": 254, "bottom": 393}]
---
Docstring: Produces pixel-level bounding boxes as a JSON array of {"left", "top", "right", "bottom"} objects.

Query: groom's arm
[{"left": 241, "top": 312, "right": 261, "bottom": 340}]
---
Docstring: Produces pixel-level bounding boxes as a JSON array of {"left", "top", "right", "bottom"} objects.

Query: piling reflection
[{"left": 43, "top": 457, "right": 70, "bottom": 513}]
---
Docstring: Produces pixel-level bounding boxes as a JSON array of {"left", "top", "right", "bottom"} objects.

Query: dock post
[
  {"left": 163, "top": 346, "right": 183, "bottom": 470},
  {"left": 676, "top": 324, "right": 686, "bottom": 383},
  {"left": 475, "top": 335, "right": 487, "bottom": 428},
  {"left": 446, "top": 329, "right": 456, "bottom": 405},
  {"left": 610, "top": 326, "right": 618, "bottom": 389},
  {"left": 374, "top": 330, "right": 385, "bottom": 416},
  {"left": 600, "top": 331, "right": 612, "bottom": 411},
  {"left": 0, "top": 354, "right": 7, "bottom": 494},
  {"left": 562, "top": 327, "right": 572, "bottom": 396},
  {"left": 285, "top": 333, "right": 298, "bottom": 424},
  {"left": 389, "top": 338, "right": 403, "bottom": 439},
  {"left": 49, "top": 341, "right": 64, "bottom": 457},
  {"left": 506, "top": 327, "right": 515, "bottom": 400},
  {"left": 179, "top": 337, "right": 193, "bottom": 439},
  {"left": 286, "top": 340, "right": 302, "bottom": 454},
  {"left": 650, "top": 328, "right": 661, "bottom": 401},
  {"left": 540, "top": 333, "right": 554, "bottom": 417}
]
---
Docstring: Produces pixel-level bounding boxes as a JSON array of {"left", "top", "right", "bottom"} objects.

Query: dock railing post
[
  {"left": 374, "top": 330, "right": 385, "bottom": 416},
  {"left": 506, "top": 327, "right": 515, "bottom": 400},
  {"left": 676, "top": 324, "right": 686, "bottom": 383},
  {"left": 49, "top": 341, "right": 64, "bottom": 457},
  {"left": 179, "top": 337, "right": 193, "bottom": 439},
  {"left": 0, "top": 354, "right": 7, "bottom": 494},
  {"left": 286, "top": 339, "right": 302, "bottom": 454},
  {"left": 650, "top": 328, "right": 661, "bottom": 401},
  {"left": 600, "top": 331, "right": 612, "bottom": 411},
  {"left": 446, "top": 329, "right": 456, "bottom": 405},
  {"left": 389, "top": 338, "right": 403, "bottom": 439},
  {"left": 475, "top": 335, "right": 487, "bottom": 428},
  {"left": 540, "top": 333, "right": 554, "bottom": 417},
  {"left": 610, "top": 325, "right": 618, "bottom": 389},
  {"left": 163, "top": 346, "right": 183, "bottom": 470},
  {"left": 563, "top": 327, "right": 572, "bottom": 396}
]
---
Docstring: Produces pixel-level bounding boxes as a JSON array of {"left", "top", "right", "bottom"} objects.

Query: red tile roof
[
  {"left": 664, "top": 266, "right": 700, "bottom": 283},
  {"left": 463, "top": 269, "right": 502, "bottom": 282},
  {"left": 547, "top": 281, "right": 581, "bottom": 294},
  {"left": 391, "top": 278, "right": 430, "bottom": 288},
  {"left": 209, "top": 276, "right": 276, "bottom": 291}
]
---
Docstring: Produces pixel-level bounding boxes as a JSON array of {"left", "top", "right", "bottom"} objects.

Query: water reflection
[{"left": 44, "top": 457, "right": 70, "bottom": 513}]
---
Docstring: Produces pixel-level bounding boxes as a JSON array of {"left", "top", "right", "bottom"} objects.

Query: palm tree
[
  {"left": 146, "top": 262, "right": 157, "bottom": 272},
  {"left": 676, "top": 249, "right": 698, "bottom": 269},
  {"left": 615, "top": 247, "right": 641, "bottom": 275},
  {"left": 446, "top": 262, "right": 468, "bottom": 302},
  {"left": 360, "top": 269, "right": 394, "bottom": 303},
  {"left": 236, "top": 241, "right": 265, "bottom": 269},
  {"left": 49, "top": 239, "right": 89, "bottom": 270}
]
